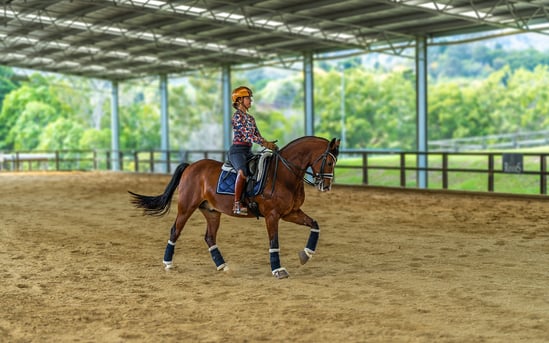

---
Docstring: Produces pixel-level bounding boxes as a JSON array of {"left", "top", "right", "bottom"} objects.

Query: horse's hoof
[
  {"left": 163, "top": 261, "right": 174, "bottom": 270},
  {"left": 298, "top": 248, "right": 314, "bottom": 265},
  {"left": 272, "top": 267, "right": 289, "bottom": 279},
  {"left": 298, "top": 250, "right": 310, "bottom": 265}
]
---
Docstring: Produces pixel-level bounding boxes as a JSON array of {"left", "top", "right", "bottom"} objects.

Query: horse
[{"left": 128, "top": 136, "right": 340, "bottom": 279}]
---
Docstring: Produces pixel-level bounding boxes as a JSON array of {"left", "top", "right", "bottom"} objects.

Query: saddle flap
[
  {"left": 217, "top": 150, "right": 273, "bottom": 196},
  {"left": 255, "top": 151, "right": 272, "bottom": 182}
]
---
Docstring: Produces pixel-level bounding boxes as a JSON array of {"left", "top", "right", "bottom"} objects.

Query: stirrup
[{"left": 233, "top": 201, "right": 248, "bottom": 215}]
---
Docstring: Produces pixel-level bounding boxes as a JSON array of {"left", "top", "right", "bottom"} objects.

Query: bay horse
[{"left": 129, "top": 136, "right": 340, "bottom": 279}]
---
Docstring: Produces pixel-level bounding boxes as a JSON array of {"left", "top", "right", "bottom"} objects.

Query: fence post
[
  {"left": 134, "top": 151, "right": 139, "bottom": 172},
  {"left": 106, "top": 151, "right": 111, "bottom": 170},
  {"left": 400, "top": 153, "right": 406, "bottom": 187},
  {"left": 362, "top": 152, "right": 368, "bottom": 185},
  {"left": 541, "top": 154, "right": 547, "bottom": 195},
  {"left": 55, "top": 151, "right": 60, "bottom": 171},
  {"left": 442, "top": 153, "right": 448, "bottom": 189},
  {"left": 149, "top": 150, "right": 154, "bottom": 173},
  {"left": 14, "top": 152, "right": 19, "bottom": 171},
  {"left": 488, "top": 154, "right": 494, "bottom": 192}
]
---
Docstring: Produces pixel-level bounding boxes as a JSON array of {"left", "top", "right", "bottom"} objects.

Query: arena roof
[{"left": 1, "top": 0, "right": 549, "bottom": 80}]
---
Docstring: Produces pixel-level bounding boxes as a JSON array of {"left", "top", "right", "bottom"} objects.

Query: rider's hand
[{"left": 263, "top": 140, "right": 278, "bottom": 151}]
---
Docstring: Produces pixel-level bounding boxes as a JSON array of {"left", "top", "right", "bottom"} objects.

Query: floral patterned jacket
[{"left": 232, "top": 109, "right": 266, "bottom": 146}]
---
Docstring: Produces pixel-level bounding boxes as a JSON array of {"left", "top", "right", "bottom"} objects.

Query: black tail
[{"left": 128, "top": 162, "right": 189, "bottom": 217}]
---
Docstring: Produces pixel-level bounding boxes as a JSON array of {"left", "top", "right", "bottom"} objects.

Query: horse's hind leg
[
  {"left": 163, "top": 211, "right": 193, "bottom": 269},
  {"left": 200, "top": 208, "right": 228, "bottom": 271}
]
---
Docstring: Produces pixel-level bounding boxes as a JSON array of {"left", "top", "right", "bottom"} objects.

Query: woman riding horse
[
  {"left": 229, "top": 86, "right": 278, "bottom": 216},
  {"left": 129, "top": 136, "right": 340, "bottom": 279}
]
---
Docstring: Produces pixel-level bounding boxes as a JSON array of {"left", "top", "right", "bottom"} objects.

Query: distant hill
[
  {"left": 479, "top": 32, "right": 549, "bottom": 50},
  {"left": 359, "top": 32, "right": 549, "bottom": 74}
]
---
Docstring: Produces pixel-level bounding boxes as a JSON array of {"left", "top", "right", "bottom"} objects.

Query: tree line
[{"left": 1, "top": 40, "right": 548, "bottom": 152}]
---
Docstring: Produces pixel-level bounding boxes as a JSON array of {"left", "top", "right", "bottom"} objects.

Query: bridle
[{"left": 271, "top": 145, "right": 337, "bottom": 192}]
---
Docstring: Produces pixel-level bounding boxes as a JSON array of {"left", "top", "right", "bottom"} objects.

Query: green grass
[{"left": 335, "top": 147, "right": 549, "bottom": 195}]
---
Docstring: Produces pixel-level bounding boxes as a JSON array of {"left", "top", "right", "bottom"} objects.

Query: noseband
[{"left": 308, "top": 150, "right": 337, "bottom": 191}]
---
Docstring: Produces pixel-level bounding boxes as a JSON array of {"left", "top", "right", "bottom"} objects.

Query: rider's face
[{"left": 242, "top": 96, "right": 252, "bottom": 109}]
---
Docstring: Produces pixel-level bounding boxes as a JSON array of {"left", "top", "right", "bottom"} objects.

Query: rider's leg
[{"left": 233, "top": 169, "right": 248, "bottom": 215}]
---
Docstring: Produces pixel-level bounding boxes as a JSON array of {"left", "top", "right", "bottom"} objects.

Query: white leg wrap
[
  {"left": 208, "top": 245, "right": 218, "bottom": 252},
  {"left": 216, "top": 263, "right": 227, "bottom": 271},
  {"left": 304, "top": 248, "right": 315, "bottom": 258},
  {"left": 269, "top": 248, "right": 280, "bottom": 253},
  {"left": 163, "top": 260, "right": 173, "bottom": 269},
  {"left": 272, "top": 267, "right": 288, "bottom": 276},
  {"left": 167, "top": 240, "right": 175, "bottom": 246}
]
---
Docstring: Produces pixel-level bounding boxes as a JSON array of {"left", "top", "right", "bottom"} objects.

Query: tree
[
  {"left": 9, "top": 101, "right": 58, "bottom": 150},
  {"left": 168, "top": 73, "right": 223, "bottom": 150},
  {"left": 255, "top": 75, "right": 303, "bottom": 144},
  {"left": 313, "top": 66, "right": 416, "bottom": 149},
  {"left": 37, "top": 117, "right": 85, "bottom": 151},
  {"left": 119, "top": 103, "right": 161, "bottom": 150},
  {"left": 0, "top": 66, "right": 19, "bottom": 113},
  {"left": 0, "top": 73, "right": 69, "bottom": 149}
]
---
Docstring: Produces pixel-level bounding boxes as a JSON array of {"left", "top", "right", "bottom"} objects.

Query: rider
[{"left": 229, "top": 86, "right": 278, "bottom": 216}]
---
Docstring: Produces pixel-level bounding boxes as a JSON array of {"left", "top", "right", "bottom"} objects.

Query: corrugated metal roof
[{"left": 1, "top": 0, "right": 548, "bottom": 80}]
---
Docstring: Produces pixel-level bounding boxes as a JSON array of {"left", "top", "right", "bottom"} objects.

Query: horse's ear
[
  {"left": 330, "top": 138, "right": 340, "bottom": 149},
  {"left": 329, "top": 138, "right": 340, "bottom": 156}
]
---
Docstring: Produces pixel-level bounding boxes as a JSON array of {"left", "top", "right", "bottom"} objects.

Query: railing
[
  {"left": 0, "top": 150, "right": 227, "bottom": 174},
  {"left": 1, "top": 149, "right": 548, "bottom": 196},
  {"left": 337, "top": 150, "right": 548, "bottom": 196},
  {"left": 429, "top": 130, "right": 549, "bottom": 152}
]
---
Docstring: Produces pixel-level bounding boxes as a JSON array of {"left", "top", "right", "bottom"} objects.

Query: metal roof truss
[{"left": 1, "top": 0, "right": 548, "bottom": 80}]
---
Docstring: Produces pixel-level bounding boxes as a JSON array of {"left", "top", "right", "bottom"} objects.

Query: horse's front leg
[
  {"left": 282, "top": 209, "right": 319, "bottom": 265},
  {"left": 265, "top": 213, "right": 289, "bottom": 279}
]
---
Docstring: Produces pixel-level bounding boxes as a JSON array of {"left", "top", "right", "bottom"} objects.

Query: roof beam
[
  {"left": 1, "top": 0, "right": 547, "bottom": 80},
  {"left": 389, "top": 0, "right": 549, "bottom": 36}
]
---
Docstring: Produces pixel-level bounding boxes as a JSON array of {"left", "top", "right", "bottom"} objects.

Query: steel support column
[
  {"left": 222, "top": 65, "right": 232, "bottom": 151},
  {"left": 416, "top": 36, "right": 428, "bottom": 189},
  {"left": 160, "top": 74, "right": 169, "bottom": 173},
  {"left": 111, "top": 80, "right": 120, "bottom": 171},
  {"left": 303, "top": 51, "right": 314, "bottom": 136}
]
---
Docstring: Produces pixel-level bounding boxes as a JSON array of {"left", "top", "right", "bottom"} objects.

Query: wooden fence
[
  {"left": 1, "top": 149, "right": 548, "bottom": 196},
  {"left": 429, "top": 130, "right": 549, "bottom": 151}
]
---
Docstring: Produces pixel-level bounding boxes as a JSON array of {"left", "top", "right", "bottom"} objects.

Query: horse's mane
[{"left": 280, "top": 136, "right": 329, "bottom": 152}]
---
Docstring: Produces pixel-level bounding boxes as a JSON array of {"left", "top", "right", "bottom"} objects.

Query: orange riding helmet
[{"left": 231, "top": 86, "right": 253, "bottom": 103}]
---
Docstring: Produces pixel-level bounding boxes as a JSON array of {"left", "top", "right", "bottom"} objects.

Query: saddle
[{"left": 216, "top": 151, "right": 273, "bottom": 197}]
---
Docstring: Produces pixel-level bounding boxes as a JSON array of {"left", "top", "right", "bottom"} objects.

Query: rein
[{"left": 268, "top": 145, "right": 337, "bottom": 194}]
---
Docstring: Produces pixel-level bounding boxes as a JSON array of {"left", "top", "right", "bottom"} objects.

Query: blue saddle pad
[{"left": 216, "top": 170, "right": 265, "bottom": 196}]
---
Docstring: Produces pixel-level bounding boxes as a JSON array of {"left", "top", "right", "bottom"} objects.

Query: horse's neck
[
  {"left": 279, "top": 144, "right": 322, "bottom": 171},
  {"left": 282, "top": 138, "right": 326, "bottom": 165}
]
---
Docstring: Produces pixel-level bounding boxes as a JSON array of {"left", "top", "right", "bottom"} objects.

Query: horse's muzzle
[{"left": 315, "top": 174, "right": 334, "bottom": 192}]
